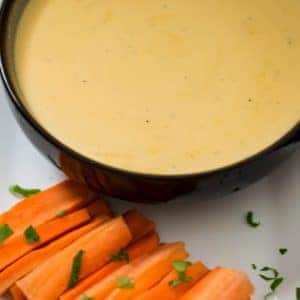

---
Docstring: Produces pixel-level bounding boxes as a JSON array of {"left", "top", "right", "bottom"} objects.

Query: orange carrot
[
  {"left": 81, "top": 242, "right": 188, "bottom": 300},
  {"left": 60, "top": 232, "right": 159, "bottom": 300},
  {"left": 179, "top": 267, "right": 254, "bottom": 300},
  {"left": 87, "top": 199, "right": 112, "bottom": 217},
  {"left": 123, "top": 210, "right": 155, "bottom": 241},
  {"left": 0, "top": 208, "right": 91, "bottom": 271},
  {"left": 9, "top": 284, "right": 26, "bottom": 300},
  {"left": 17, "top": 217, "right": 132, "bottom": 300},
  {"left": 0, "top": 180, "right": 96, "bottom": 237},
  {"left": 136, "top": 262, "right": 209, "bottom": 300},
  {"left": 0, "top": 216, "right": 109, "bottom": 295}
]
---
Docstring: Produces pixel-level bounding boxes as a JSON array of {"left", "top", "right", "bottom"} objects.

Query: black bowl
[{"left": 0, "top": 0, "right": 299, "bottom": 203}]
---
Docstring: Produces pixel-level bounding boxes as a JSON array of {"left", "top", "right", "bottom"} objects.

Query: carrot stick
[
  {"left": 87, "top": 199, "right": 112, "bottom": 218},
  {"left": 0, "top": 216, "right": 109, "bottom": 295},
  {"left": 0, "top": 208, "right": 91, "bottom": 271},
  {"left": 0, "top": 180, "right": 96, "bottom": 237},
  {"left": 82, "top": 242, "right": 188, "bottom": 300},
  {"left": 60, "top": 231, "right": 159, "bottom": 300},
  {"left": 179, "top": 267, "right": 254, "bottom": 300},
  {"left": 16, "top": 217, "right": 132, "bottom": 300},
  {"left": 136, "top": 262, "right": 209, "bottom": 300},
  {"left": 123, "top": 210, "right": 155, "bottom": 241},
  {"left": 9, "top": 284, "right": 26, "bottom": 300}
]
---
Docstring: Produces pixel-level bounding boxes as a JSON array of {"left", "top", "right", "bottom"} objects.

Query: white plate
[{"left": 0, "top": 84, "right": 299, "bottom": 299}]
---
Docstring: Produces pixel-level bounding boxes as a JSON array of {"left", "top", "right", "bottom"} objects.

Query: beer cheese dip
[{"left": 15, "top": 0, "right": 300, "bottom": 175}]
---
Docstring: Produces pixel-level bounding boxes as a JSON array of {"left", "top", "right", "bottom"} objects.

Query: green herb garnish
[
  {"left": 81, "top": 295, "right": 94, "bottom": 300},
  {"left": 169, "top": 272, "right": 192, "bottom": 287},
  {"left": 9, "top": 185, "right": 41, "bottom": 198},
  {"left": 56, "top": 210, "right": 66, "bottom": 217},
  {"left": 172, "top": 261, "right": 192, "bottom": 273},
  {"left": 279, "top": 248, "right": 288, "bottom": 255},
  {"left": 24, "top": 225, "right": 40, "bottom": 244},
  {"left": 68, "top": 250, "right": 85, "bottom": 289},
  {"left": 0, "top": 224, "right": 14, "bottom": 243},
  {"left": 251, "top": 264, "right": 257, "bottom": 270},
  {"left": 169, "top": 261, "right": 192, "bottom": 288},
  {"left": 246, "top": 211, "right": 260, "bottom": 228},
  {"left": 116, "top": 277, "right": 134, "bottom": 289},
  {"left": 111, "top": 248, "right": 130, "bottom": 263},
  {"left": 258, "top": 266, "right": 284, "bottom": 296},
  {"left": 260, "top": 267, "right": 279, "bottom": 279},
  {"left": 296, "top": 287, "right": 300, "bottom": 300},
  {"left": 270, "top": 277, "right": 283, "bottom": 292}
]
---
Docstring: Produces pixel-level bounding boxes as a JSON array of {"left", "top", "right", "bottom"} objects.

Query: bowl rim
[{"left": 0, "top": 0, "right": 299, "bottom": 180}]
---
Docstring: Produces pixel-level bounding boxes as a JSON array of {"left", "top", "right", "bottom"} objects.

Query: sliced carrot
[
  {"left": 0, "top": 180, "right": 96, "bottom": 237},
  {"left": 87, "top": 199, "right": 112, "bottom": 218},
  {"left": 0, "top": 216, "right": 109, "bottom": 295},
  {"left": 123, "top": 210, "right": 155, "bottom": 241},
  {"left": 9, "top": 284, "right": 26, "bottom": 300},
  {"left": 179, "top": 267, "right": 254, "bottom": 300},
  {"left": 82, "top": 242, "right": 188, "bottom": 300},
  {"left": 60, "top": 232, "right": 159, "bottom": 300},
  {"left": 136, "top": 262, "right": 209, "bottom": 300},
  {"left": 0, "top": 208, "right": 91, "bottom": 271},
  {"left": 17, "top": 216, "right": 132, "bottom": 300}
]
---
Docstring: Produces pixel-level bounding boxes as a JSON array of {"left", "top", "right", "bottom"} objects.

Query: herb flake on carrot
[
  {"left": 111, "top": 249, "right": 130, "bottom": 263},
  {"left": 24, "top": 226, "right": 40, "bottom": 244},
  {"left": 116, "top": 277, "right": 134, "bottom": 289},
  {"left": 0, "top": 224, "right": 13, "bottom": 243},
  {"left": 68, "top": 250, "right": 85, "bottom": 289},
  {"left": 56, "top": 210, "right": 66, "bottom": 217}
]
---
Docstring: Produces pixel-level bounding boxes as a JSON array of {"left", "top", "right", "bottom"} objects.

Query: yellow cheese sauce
[{"left": 15, "top": 0, "right": 300, "bottom": 175}]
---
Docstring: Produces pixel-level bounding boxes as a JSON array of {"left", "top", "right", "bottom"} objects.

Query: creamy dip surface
[{"left": 15, "top": 0, "right": 300, "bottom": 175}]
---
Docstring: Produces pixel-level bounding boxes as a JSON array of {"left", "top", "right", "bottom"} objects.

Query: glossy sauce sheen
[{"left": 15, "top": 0, "right": 300, "bottom": 175}]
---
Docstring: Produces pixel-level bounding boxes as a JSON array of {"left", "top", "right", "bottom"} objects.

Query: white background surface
[{"left": 0, "top": 84, "right": 299, "bottom": 299}]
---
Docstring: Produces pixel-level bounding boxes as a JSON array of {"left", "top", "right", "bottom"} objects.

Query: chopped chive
[
  {"left": 246, "top": 211, "right": 260, "bottom": 228},
  {"left": 251, "top": 264, "right": 257, "bottom": 270},
  {"left": 68, "top": 250, "right": 85, "bottom": 289},
  {"left": 0, "top": 224, "right": 14, "bottom": 243},
  {"left": 169, "top": 261, "right": 192, "bottom": 288},
  {"left": 296, "top": 287, "right": 300, "bottom": 300},
  {"left": 116, "top": 277, "right": 134, "bottom": 289},
  {"left": 279, "top": 248, "right": 288, "bottom": 255},
  {"left": 111, "top": 248, "right": 130, "bottom": 263},
  {"left": 169, "top": 279, "right": 183, "bottom": 288},
  {"left": 169, "top": 272, "right": 191, "bottom": 288},
  {"left": 24, "top": 225, "right": 40, "bottom": 244},
  {"left": 270, "top": 277, "right": 283, "bottom": 292},
  {"left": 172, "top": 261, "right": 191, "bottom": 273},
  {"left": 9, "top": 185, "right": 41, "bottom": 198},
  {"left": 56, "top": 210, "right": 66, "bottom": 217},
  {"left": 260, "top": 274, "right": 276, "bottom": 281},
  {"left": 260, "top": 267, "right": 279, "bottom": 279}
]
